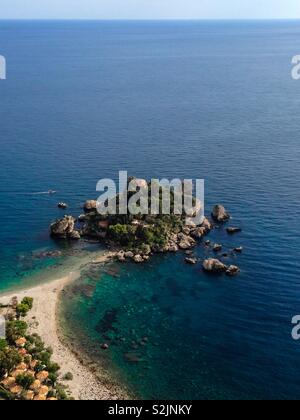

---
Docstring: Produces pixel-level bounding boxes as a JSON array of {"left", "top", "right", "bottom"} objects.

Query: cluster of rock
[
  {"left": 117, "top": 249, "right": 150, "bottom": 264},
  {"left": 202, "top": 259, "right": 240, "bottom": 277},
  {"left": 115, "top": 218, "right": 212, "bottom": 263},
  {"left": 49, "top": 199, "right": 243, "bottom": 276},
  {"left": 50, "top": 215, "right": 81, "bottom": 240}
]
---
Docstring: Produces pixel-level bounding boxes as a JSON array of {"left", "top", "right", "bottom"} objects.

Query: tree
[
  {"left": 0, "top": 348, "right": 21, "bottom": 377},
  {"left": 6, "top": 321, "right": 27, "bottom": 344},
  {"left": 21, "top": 297, "right": 33, "bottom": 310},
  {"left": 16, "top": 297, "right": 34, "bottom": 319},
  {"left": 16, "top": 303, "right": 30, "bottom": 318},
  {"left": 16, "top": 373, "right": 35, "bottom": 389}
]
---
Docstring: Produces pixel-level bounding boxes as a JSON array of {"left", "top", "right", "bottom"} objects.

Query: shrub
[
  {"left": 63, "top": 372, "right": 73, "bottom": 381},
  {"left": 108, "top": 224, "right": 136, "bottom": 245},
  {"left": 55, "top": 383, "right": 69, "bottom": 400},
  {"left": 0, "top": 386, "right": 14, "bottom": 400},
  {"left": 48, "top": 372, "right": 58, "bottom": 386},
  {"left": 0, "top": 339, "right": 7, "bottom": 351},
  {"left": 47, "top": 362, "right": 60, "bottom": 374}
]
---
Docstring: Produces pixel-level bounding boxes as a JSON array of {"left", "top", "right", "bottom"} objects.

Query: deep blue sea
[{"left": 1, "top": 20, "right": 300, "bottom": 399}]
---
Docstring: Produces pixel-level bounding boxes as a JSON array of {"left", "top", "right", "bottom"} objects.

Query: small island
[{"left": 50, "top": 178, "right": 213, "bottom": 263}]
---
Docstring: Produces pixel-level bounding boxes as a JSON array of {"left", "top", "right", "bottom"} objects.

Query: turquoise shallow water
[{"left": 1, "top": 20, "right": 300, "bottom": 399}]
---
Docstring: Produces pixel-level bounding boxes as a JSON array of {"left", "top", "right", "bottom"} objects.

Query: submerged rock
[
  {"left": 34, "top": 250, "right": 62, "bottom": 259},
  {"left": 227, "top": 227, "right": 242, "bottom": 235},
  {"left": 124, "top": 352, "right": 142, "bottom": 363},
  {"left": 211, "top": 205, "right": 230, "bottom": 223},
  {"left": 203, "top": 259, "right": 227, "bottom": 273}
]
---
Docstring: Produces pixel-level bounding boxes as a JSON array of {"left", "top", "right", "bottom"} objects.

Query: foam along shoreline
[{"left": 0, "top": 252, "right": 128, "bottom": 400}]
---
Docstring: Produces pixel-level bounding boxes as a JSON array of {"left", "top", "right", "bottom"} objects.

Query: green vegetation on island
[{"left": 50, "top": 178, "right": 212, "bottom": 263}]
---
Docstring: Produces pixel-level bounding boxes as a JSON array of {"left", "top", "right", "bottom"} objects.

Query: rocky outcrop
[
  {"left": 234, "top": 247, "right": 243, "bottom": 253},
  {"left": 202, "top": 217, "right": 212, "bottom": 231},
  {"left": 57, "top": 202, "right": 68, "bottom": 209},
  {"left": 168, "top": 243, "right": 179, "bottom": 252},
  {"left": 133, "top": 255, "right": 144, "bottom": 263},
  {"left": 125, "top": 251, "right": 134, "bottom": 259},
  {"left": 117, "top": 251, "right": 126, "bottom": 262},
  {"left": 211, "top": 205, "right": 230, "bottom": 223},
  {"left": 178, "top": 233, "right": 196, "bottom": 250},
  {"left": 226, "top": 265, "right": 240, "bottom": 277},
  {"left": 203, "top": 259, "right": 240, "bottom": 277},
  {"left": 69, "top": 230, "right": 81, "bottom": 240},
  {"left": 190, "top": 217, "right": 212, "bottom": 240},
  {"left": 50, "top": 216, "right": 80, "bottom": 240},
  {"left": 213, "top": 244, "right": 222, "bottom": 252},
  {"left": 83, "top": 200, "right": 98, "bottom": 213},
  {"left": 203, "top": 259, "right": 227, "bottom": 273},
  {"left": 190, "top": 227, "right": 206, "bottom": 240},
  {"left": 185, "top": 257, "right": 197, "bottom": 265}
]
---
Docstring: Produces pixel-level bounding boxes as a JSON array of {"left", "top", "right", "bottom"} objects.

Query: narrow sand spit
[{"left": 0, "top": 252, "right": 129, "bottom": 400}]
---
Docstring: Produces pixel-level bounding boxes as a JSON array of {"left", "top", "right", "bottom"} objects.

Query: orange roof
[
  {"left": 18, "top": 348, "right": 27, "bottom": 356},
  {"left": 15, "top": 337, "right": 26, "bottom": 347},
  {"left": 30, "top": 360, "right": 38, "bottom": 369},
  {"left": 1, "top": 377, "right": 16, "bottom": 387},
  {"left": 24, "top": 390, "right": 35, "bottom": 401},
  {"left": 16, "top": 362, "right": 28, "bottom": 371},
  {"left": 10, "top": 385, "right": 23, "bottom": 395},
  {"left": 34, "top": 395, "right": 47, "bottom": 400},
  {"left": 36, "top": 371, "right": 49, "bottom": 382},
  {"left": 30, "top": 379, "right": 41, "bottom": 392},
  {"left": 39, "top": 385, "right": 49, "bottom": 396}
]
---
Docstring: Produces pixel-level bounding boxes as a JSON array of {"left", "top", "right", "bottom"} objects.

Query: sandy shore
[{"left": 0, "top": 251, "right": 129, "bottom": 400}]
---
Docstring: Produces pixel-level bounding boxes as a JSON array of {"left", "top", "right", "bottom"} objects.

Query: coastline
[{"left": 0, "top": 251, "right": 130, "bottom": 400}]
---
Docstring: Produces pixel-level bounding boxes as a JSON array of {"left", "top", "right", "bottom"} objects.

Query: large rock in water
[
  {"left": 50, "top": 216, "right": 80, "bottom": 240},
  {"left": 203, "top": 259, "right": 227, "bottom": 273},
  {"left": 84, "top": 200, "right": 98, "bottom": 213},
  {"left": 211, "top": 205, "right": 230, "bottom": 223}
]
